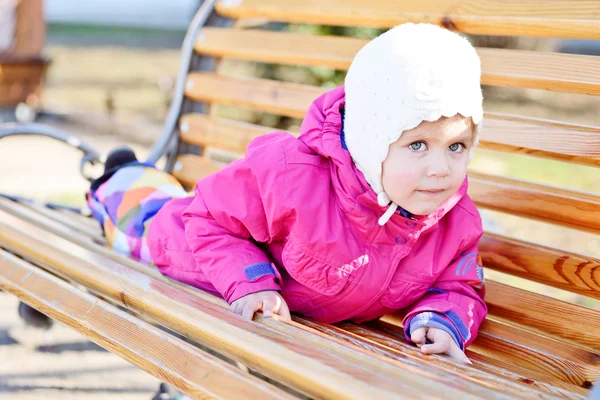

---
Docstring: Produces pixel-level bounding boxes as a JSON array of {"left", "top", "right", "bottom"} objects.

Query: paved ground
[{"left": 0, "top": 293, "right": 161, "bottom": 400}]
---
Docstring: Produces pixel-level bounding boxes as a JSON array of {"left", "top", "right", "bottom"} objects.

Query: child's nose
[{"left": 426, "top": 155, "right": 451, "bottom": 177}]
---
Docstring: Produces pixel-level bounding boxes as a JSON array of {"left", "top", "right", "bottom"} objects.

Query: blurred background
[{"left": 1, "top": 0, "right": 599, "bottom": 398}]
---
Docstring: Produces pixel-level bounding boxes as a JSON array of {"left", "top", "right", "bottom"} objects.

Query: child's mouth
[{"left": 417, "top": 189, "right": 445, "bottom": 195}]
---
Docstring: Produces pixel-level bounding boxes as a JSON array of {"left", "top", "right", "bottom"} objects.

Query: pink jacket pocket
[{"left": 282, "top": 240, "right": 350, "bottom": 296}]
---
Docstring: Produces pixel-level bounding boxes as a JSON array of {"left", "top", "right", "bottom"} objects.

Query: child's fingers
[
  {"left": 410, "top": 327, "right": 427, "bottom": 347},
  {"left": 420, "top": 332, "right": 450, "bottom": 355},
  {"left": 229, "top": 301, "right": 241, "bottom": 315},
  {"left": 262, "top": 298, "right": 275, "bottom": 317},
  {"left": 275, "top": 297, "right": 291, "bottom": 319},
  {"left": 242, "top": 301, "right": 262, "bottom": 320},
  {"left": 447, "top": 343, "right": 473, "bottom": 364}
]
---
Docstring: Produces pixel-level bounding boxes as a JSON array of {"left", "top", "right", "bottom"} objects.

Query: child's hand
[
  {"left": 229, "top": 291, "right": 291, "bottom": 320},
  {"left": 411, "top": 327, "right": 472, "bottom": 364}
]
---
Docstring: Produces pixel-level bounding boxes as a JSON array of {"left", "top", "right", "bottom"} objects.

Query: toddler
[{"left": 88, "top": 23, "right": 487, "bottom": 363}]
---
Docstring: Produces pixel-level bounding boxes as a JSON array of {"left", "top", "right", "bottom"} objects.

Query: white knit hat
[{"left": 344, "top": 23, "right": 483, "bottom": 225}]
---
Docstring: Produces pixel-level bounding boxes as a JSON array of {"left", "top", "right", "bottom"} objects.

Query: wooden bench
[{"left": 1, "top": 1, "right": 600, "bottom": 398}]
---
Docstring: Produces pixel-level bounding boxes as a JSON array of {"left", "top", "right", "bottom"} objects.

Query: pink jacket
[{"left": 148, "top": 87, "right": 487, "bottom": 349}]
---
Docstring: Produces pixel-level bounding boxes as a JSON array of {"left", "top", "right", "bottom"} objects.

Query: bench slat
[
  {"left": 185, "top": 72, "right": 316, "bottom": 119},
  {"left": 55, "top": 209, "right": 103, "bottom": 232},
  {"left": 0, "top": 250, "right": 294, "bottom": 400},
  {"left": 215, "top": 0, "right": 600, "bottom": 39},
  {"left": 311, "top": 319, "right": 587, "bottom": 399},
  {"left": 468, "top": 171, "right": 600, "bottom": 233},
  {"left": 0, "top": 211, "right": 500, "bottom": 400},
  {"left": 172, "top": 154, "right": 225, "bottom": 188},
  {"left": 179, "top": 113, "right": 600, "bottom": 168},
  {"left": 183, "top": 74, "right": 600, "bottom": 166},
  {"left": 380, "top": 315, "right": 600, "bottom": 389},
  {"left": 485, "top": 280, "right": 600, "bottom": 350},
  {"left": 196, "top": 27, "right": 600, "bottom": 95},
  {"left": 22, "top": 202, "right": 107, "bottom": 244},
  {"left": 180, "top": 114, "right": 277, "bottom": 154},
  {"left": 472, "top": 319, "right": 600, "bottom": 389},
  {"left": 480, "top": 233, "right": 600, "bottom": 301},
  {"left": 479, "top": 114, "right": 600, "bottom": 168}
]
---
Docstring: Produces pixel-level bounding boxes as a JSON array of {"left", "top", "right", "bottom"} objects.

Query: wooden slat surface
[
  {"left": 183, "top": 74, "right": 600, "bottom": 167},
  {"left": 486, "top": 280, "right": 600, "bottom": 350},
  {"left": 196, "top": 27, "right": 600, "bottom": 96},
  {"left": 21, "top": 202, "right": 107, "bottom": 244},
  {"left": 215, "top": 0, "right": 600, "bottom": 39},
  {"left": 306, "top": 320, "right": 588, "bottom": 399},
  {"left": 0, "top": 250, "right": 294, "bottom": 400},
  {"left": 468, "top": 171, "right": 600, "bottom": 233},
  {"left": 472, "top": 319, "right": 600, "bottom": 389},
  {"left": 479, "top": 114, "right": 600, "bottom": 168},
  {"left": 185, "top": 72, "right": 318, "bottom": 120},
  {"left": 0, "top": 195, "right": 593, "bottom": 398},
  {"left": 171, "top": 154, "right": 224, "bottom": 188},
  {"left": 480, "top": 233, "right": 600, "bottom": 301},
  {"left": 0, "top": 211, "right": 504, "bottom": 400},
  {"left": 179, "top": 112, "right": 600, "bottom": 168},
  {"left": 55, "top": 209, "right": 104, "bottom": 232},
  {"left": 180, "top": 113, "right": 277, "bottom": 153},
  {"left": 379, "top": 315, "right": 600, "bottom": 389}
]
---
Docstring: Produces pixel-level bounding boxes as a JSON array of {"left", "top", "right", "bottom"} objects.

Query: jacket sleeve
[
  {"left": 181, "top": 133, "right": 292, "bottom": 303},
  {"left": 403, "top": 229, "right": 487, "bottom": 350}
]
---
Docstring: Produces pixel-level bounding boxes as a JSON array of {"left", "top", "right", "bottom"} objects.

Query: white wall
[{"left": 45, "top": 0, "right": 198, "bottom": 29}]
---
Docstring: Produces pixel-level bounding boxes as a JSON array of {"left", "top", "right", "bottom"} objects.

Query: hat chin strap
[{"left": 378, "top": 201, "right": 398, "bottom": 226}]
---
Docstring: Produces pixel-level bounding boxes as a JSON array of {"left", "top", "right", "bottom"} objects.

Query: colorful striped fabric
[{"left": 87, "top": 162, "right": 188, "bottom": 264}]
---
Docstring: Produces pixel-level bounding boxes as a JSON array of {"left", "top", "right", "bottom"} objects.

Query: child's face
[{"left": 381, "top": 116, "right": 474, "bottom": 216}]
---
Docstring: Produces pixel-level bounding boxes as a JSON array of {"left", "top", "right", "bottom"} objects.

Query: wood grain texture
[
  {"left": 480, "top": 233, "right": 600, "bottom": 300},
  {"left": 20, "top": 202, "right": 107, "bottom": 244},
  {"left": 171, "top": 154, "right": 225, "bottom": 188},
  {"left": 0, "top": 211, "right": 490, "bottom": 399},
  {"left": 468, "top": 171, "right": 600, "bottom": 233},
  {"left": 179, "top": 112, "right": 600, "bottom": 168},
  {"left": 479, "top": 113, "right": 600, "bottom": 167},
  {"left": 183, "top": 74, "right": 600, "bottom": 166},
  {"left": 55, "top": 208, "right": 105, "bottom": 233},
  {"left": 308, "top": 319, "right": 587, "bottom": 399},
  {"left": 472, "top": 319, "right": 600, "bottom": 389},
  {"left": 179, "top": 114, "right": 278, "bottom": 154},
  {"left": 0, "top": 250, "right": 294, "bottom": 400},
  {"left": 379, "top": 315, "right": 600, "bottom": 389},
  {"left": 215, "top": 0, "right": 600, "bottom": 39},
  {"left": 184, "top": 72, "right": 320, "bottom": 119},
  {"left": 196, "top": 27, "right": 600, "bottom": 95},
  {"left": 485, "top": 280, "right": 600, "bottom": 350}
]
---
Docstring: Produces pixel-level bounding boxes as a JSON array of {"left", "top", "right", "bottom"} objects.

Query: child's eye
[
  {"left": 449, "top": 143, "right": 465, "bottom": 153},
  {"left": 410, "top": 142, "right": 427, "bottom": 152}
]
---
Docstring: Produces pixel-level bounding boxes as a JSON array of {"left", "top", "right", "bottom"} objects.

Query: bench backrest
[{"left": 166, "top": 0, "right": 600, "bottom": 364}]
